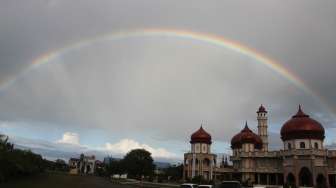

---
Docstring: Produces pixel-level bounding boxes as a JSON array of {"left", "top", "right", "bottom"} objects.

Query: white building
[{"left": 68, "top": 154, "right": 96, "bottom": 175}]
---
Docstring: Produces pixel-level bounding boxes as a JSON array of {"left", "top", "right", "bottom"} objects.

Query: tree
[
  {"left": 163, "top": 164, "right": 183, "bottom": 181},
  {"left": 0, "top": 134, "right": 13, "bottom": 152},
  {"left": 55, "top": 159, "right": 68, "bottom": 171},
  {"left": 0, "top": 134, "right": 48, "bottom": 182},
  {"left": 106, "top": 159, "right": 125, "bottom": 176},
  {"left": 123, "top": 149, "right": 155, "bottom": 179}
]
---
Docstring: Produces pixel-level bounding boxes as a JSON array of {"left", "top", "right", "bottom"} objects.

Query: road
[{"left": 1, "top": 172, "right": 140, "bottom": 188}]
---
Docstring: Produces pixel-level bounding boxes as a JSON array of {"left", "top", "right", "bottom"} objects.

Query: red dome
[
  {"left": 231, "top": 132, "right": 242, "bottom": 149},
  {"left": 231, "top": 123, "right": 262, "bottom": 149},
  {"left": 190, "top": 126, "right": 212, "bottom": 144},
  {"left": 280, "top": 106, "right": 325, "bottom": 141},
  {"left": 257, "top": 104, "right": 267, "bottom": 113}
]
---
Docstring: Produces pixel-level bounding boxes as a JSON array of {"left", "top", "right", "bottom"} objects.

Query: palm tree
[
  {"left": 0, "top": 134, "right": 8, "bottom": 150},
  {"left": 0, "top": 134, "right": 13, "bottom": 151}
]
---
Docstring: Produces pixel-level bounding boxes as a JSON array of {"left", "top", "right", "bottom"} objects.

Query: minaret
[
  {"left": 257, "top": 104, "right": 268, "bottom": 151},
  {"left": 186, "top": 126, "right": 215, "bottom": 181}
]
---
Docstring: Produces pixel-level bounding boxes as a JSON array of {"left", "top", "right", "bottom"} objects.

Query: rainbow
[
  {"left": 0, "top": 28, "right": 331, "bottom": 114},
  {"left": 33, "top": 29, "right": 308, "bottom": 91},
  {"left": 32, "top": 28, "right": 311, "bottom": 95}
]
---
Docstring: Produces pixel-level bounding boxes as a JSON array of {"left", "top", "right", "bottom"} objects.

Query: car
[
  {"left": 199, "top": 185, "right": 213, "bottom": 188},
  {"left": 181, "top": 183, "right": 199, "bottom": 188},
  {"left": 215, "top": 181, "right": 242, "bottom": 188}
]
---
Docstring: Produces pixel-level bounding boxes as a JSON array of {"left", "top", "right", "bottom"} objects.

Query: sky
[{"left": 0, "top": 0, "right": 336, "bottom": 162}]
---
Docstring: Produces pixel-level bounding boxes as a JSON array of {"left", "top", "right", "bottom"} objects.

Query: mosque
[{"left": 183, "top": 105, "right": 336, "bottom": 187}]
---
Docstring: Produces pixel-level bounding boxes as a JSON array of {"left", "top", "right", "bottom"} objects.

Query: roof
[
  {"left": 190, "top": 126, "right": 212, "bottom": 144},
  {"left": 231, "top": 122, "right": 262, "bottom": 149},
  {"left": 257, "top": 104, "right": 267, "bottom": 113},
  {"left": 280, "top": 106, "right": 325, "bottom": 141}
]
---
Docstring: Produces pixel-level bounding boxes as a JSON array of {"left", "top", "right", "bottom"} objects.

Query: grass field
[{"left": 1, "top": 172, "right": 137, "bottom": 188}]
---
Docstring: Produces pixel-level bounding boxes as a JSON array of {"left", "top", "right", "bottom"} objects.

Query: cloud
[
  {"left": 0, "top": 0, "right": 336, "bottom": 159},
  {"left": 104, "top": 139, "right": 177, "bottom": 159},
  {"left": 325, "top": 143, "right": 336, "bottom": 150},
  {"left": 0, "top": 121, "right": 9, "bottom": 128},
  {"left": 56, "top": 132, "right": 80, "bottom": 145},
  {"left": 7, "top": 132, "right": 178, "bottom": 161},
  {"left": 54, "top": 132, "right": 177, "bottom": 159},
  {"left": 268, "top": 131, "right": 283, "bottom": 150},
  {"left": 12, "top": 138, "right": 97, "bottom": 161},
  {"left": 324, "top": 128, "right": 336, "bottom": 149}
]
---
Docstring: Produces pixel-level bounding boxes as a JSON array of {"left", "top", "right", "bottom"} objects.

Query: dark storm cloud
[
  {"left": 0, "top": 39, "right": 327, "bottom": 145},
  {"left": 0, "top": 0, "right": 336, "bottom": 151}
]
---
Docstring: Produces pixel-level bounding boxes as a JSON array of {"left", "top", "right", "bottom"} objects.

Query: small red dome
[
  {"left": 280, "top": 106, "right": 325, "bottom": 141},
  {"left": 190, "top": 126, "right": 212, "bottom": 144},
  {"left": 231, "top": 123, "right": 262, "bottom": 149},
  {"left": 231, "top": 132, "right": 242, "bottom": 149},
  {"left": 257, "top": 104, "right": 267, "bottom": 113}
]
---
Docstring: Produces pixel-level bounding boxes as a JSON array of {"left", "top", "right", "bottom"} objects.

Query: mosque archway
[
  {"left": 286, "top": 173, "right": 296, "bottom": 186},
  {"left": 316, "top": 174, "right": 327, "bottom": 188},
  {"left": 299, "top": 167, "right": 313, "bottom": 187}
]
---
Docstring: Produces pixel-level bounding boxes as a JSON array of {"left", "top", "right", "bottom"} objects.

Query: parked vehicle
[
  {"left": 199, "top": 185, "right": 213, "bottom": 188},
  {"left": 215, "top": 181, "right": 242, "bottom": 188},
  {"left": 181, "top": 183, "right": 199, "bottom": 188}
]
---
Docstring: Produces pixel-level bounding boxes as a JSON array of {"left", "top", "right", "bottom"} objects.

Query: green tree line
[{"left": 0, "top": 134, "right": 56, "bottom": 183}]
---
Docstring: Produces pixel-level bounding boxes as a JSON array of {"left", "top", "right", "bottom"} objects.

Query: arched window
[
  {"left": 314, "top": 142, "right": 319, "bottom": 149},
  {"left": 300, "top": 142, "right": 305, "bottom": 149},
  {"left": 288, "top": 143, "right": 292, "bottom": 150}
]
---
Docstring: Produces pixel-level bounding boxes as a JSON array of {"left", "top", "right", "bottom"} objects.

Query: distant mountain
[
  {"left": 14, "top": 144, "right": 109, "bottom": 161},
  {"left": 11, "top": 137, "right": 180, "bottom": 164},
  {"left": 154, "top": 161, "right": 171, "bottom": 169}
]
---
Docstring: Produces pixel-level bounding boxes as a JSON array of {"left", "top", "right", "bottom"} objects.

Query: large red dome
[
  {"left": 280, "top": 106, "right": 325, "bottom": 141},
  {"left": 231, "top": 123, "right": 262, "bottom": 149},
  {"left": 190, "top": 126, "right": 212, "bottom": 144}
]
